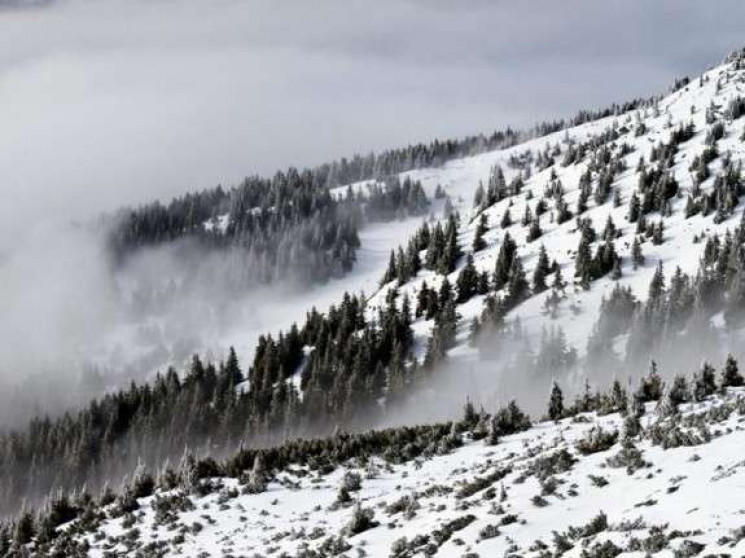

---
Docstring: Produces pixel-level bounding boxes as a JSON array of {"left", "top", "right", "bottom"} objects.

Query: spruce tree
[
  {"left": 628, "top": 192, "right": 641, "bottom": 222},
  {"left": 639, "top": 361, "right": 663, "bottom": 401},
  {"left": 493, "top": 233, "right": 517, "bottom": 291},
  {"left": 381, "top": 250, "right": 396, "bottom": 285},
  {"left": 720, "top": 354, "right": 744, "bottom": 389},
  {"left": 506, "top": 256, "right": 530, "bottom": 308},
  {"left": 527, "top": 219, "right": 542, "bottom": 242},
  {"left": 533, "top": 245, "right": 551, "bottom": 294},
  {"left": 632, "top": 237, "right": 644, "bottom": 269},
  {"left": 693, "top": 362, "right": 717, "bottom": 401},
  {"left": 456, "top": 254, "right": 479, "bottom": 303},
  {"left": 500, "top": 208, "right": 512, "bottom": 229},
  {"left": 472, "top": 213, "right": 489, "bottom": 252},
  {"left": 574, "top": 236, "right": 592, "bottom": 282},
  {"left": 648, "top": 261, "right": 665, "bottom": 304},
  {"left": 548, "top": 381, "right": 564, "bottom": 421},
  {"left": 521, "top": 204, "right": 533, "bottom": 226}
]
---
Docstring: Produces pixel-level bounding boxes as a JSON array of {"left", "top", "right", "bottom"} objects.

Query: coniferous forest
[{"left": 4, "top": 34, "right": 745, "bottom": 557}]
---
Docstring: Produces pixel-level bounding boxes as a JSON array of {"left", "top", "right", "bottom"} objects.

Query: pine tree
[
  {"left": 506, "top": 256, "right": 530, "bottom": 308},
  {"left": 244, "top": 452, "right": 269, "bottom": 494},
  {"left": 527, "top": 219, "right": 542, "bottom": 242},
  {"left": 456, "top": 254, "right": 479, "bottom": 303},
  {"left": 602, "top": 215, "right": 617, "bottom": 241},
  {"left": 610, "top": 380, "right": 628, "bottom": 415},
  {"left": 473, "top": 182, "right": 486, "bottom": 209},
  {"left": 639, "top": 361, "right": 663, "bottom": 401},
  {"left": 437, "top": 216, "right": 461, "bottom": 274},
  {"left": 344, "top": 503, "right": 377, "bottom": 536},
  {"left": 533, "top": 245, "right": 551, "bottom": 294},
  {"left": 574, "top": 236, "right": 593, "bottom": 282},
  {"left": 632, "top": 237, "right": 644, "bottom": 269},
  {"left": 493, "top": 233, "right": 517, "bottom": 291},
  {"left": 13, "top": 508, "right": 35, "bottom": 547},
  {"left": 381, "top": 250, "right": 396, "bottom": 285},
  {"left": 225, "top": 346, "right": 243, "bottom": 386},
  {"left": 500, "top": 208, "right": 512, "bottom": 229},
  {"left": 548, "top": 381, "right": 564, "bottom": 421},
  {"left": 693, "top": 362, "right": 717, "bottom": 401},
  {"left": 720, "top": 354, "right": 744, "bottom": 389},
  {"left": 628, "top": 192, "right": 641, "bottom": 222},
  {"left": 472, "top": 213, "right": 488, "bottom": 252},
  {"left": 667, "top": 374, "right": 690, "bottom": 406},
  {"left": 648, "top": 261, "right": 665, "bottom": 304},
  {"left": 438, "top": 277, "right": 454, "bottom": 308},
  {"left": 521, "top": 204, "right": 533, "bottom": 226},
  {"left": 425, "top": 223, "right": 445, "bottom": 270}
]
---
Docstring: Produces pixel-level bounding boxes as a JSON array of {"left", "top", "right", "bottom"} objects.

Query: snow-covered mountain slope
[
  {"left": 12, "top": 49, "right": 745, "bottom": 558},
  {"left": 350, "top": 52, "right": 745, "bottom": 375},
  {"left": 96, "top": 50, "right": 745, "bottom": 393},
  {"left": 57, "top": 388, "right": 745, "bottom": 558}
]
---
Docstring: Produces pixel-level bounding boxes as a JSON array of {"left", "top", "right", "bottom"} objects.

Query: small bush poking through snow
[{"left": 576, "top": 427, "right": 619, "bottom": 455}]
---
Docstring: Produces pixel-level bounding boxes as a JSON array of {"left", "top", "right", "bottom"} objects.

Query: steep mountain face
[{"left": 2, "top": 47, "right": 745, "bottom": 552}]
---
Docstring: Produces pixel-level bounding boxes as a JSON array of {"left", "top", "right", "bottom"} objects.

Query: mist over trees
[
  {"left": 3, "top": 45, "right": 745, "bottom": 540},
  {"left": 0, "top": 290, "right": 421, "bottom": 516},
  {"left": 110, "top": 173, "right": 429, "bottom": 295}
]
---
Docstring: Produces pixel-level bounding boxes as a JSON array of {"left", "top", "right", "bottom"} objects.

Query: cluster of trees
[
  {"left": 288, "top": 89, "right": 664, "bottom": 192},
  {"left": 574, "top": 219, "right": 621, "bottom": 287},
  {"left": 110, "top": 170, "right": 430, "bottom": 290},
  {"left": 472, "top": 165, "right": 524, "bottom": 211},
  {"left": 362, "top": 176, "right": 429, "bottom": 222},
  {"left": 4, "top": 345, "right": 742, "bottom": 555},
  {"left": 686, "top": 151, "right": 743, "bottom": 223},
  {"left": 322, "top": 87, "right": 665, "bottom": 190},
  {"left": 0, "top": 393, "right": 537, "bottom": 554},
  {"left": 3, "top": 46, "right": 745, "bottom": 549},
  {"left": 583, "top": 216, "right": 745, "bottom": 373},
  {"left": 381, "top": 213, "right": 466, "bottom": 288},
  {"left": 0, "top": 290, "right": 422, "bottom": 518}
]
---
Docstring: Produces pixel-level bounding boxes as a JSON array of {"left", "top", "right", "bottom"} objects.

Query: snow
[
  {"left": 218, "top": 215, "right": 430, "bottom": 362},
  {"left": 66, "top": 390, "right": 745, "bottom": 557},
  {"left": 360, "top": 58, "right": 745, "bottom": 372},
  {"left": 99, "top": 56, "right": 745, "bottom": 389},
  {"left": 44, "top": 54, "right": 745, "bottom": 557}
]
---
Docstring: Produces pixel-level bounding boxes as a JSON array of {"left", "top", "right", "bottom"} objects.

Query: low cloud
[{"left": 1, "top": 0, "right": 744, "bottom": 239}]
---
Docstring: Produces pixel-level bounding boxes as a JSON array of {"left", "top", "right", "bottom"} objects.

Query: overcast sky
[{"left": 1, "top": 0, "right": 745, "bottom": 236}]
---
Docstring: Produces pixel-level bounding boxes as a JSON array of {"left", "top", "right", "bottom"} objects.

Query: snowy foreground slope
[{"left": 62, "top": 389, "right": 745, "bottom": 557}]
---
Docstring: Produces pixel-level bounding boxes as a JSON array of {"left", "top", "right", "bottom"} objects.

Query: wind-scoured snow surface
[{"left": 64, "top": 391, "right": 745, "bottom": 557}]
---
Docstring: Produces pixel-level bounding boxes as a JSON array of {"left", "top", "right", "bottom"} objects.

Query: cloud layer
[{"left": 1, "top": 0, "right": 745, "bottom": 237}]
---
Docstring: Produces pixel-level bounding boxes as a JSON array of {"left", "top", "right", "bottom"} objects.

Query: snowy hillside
[
  {"left": 50, "top": 381, "right": 745, "bottom": 558},
  {"left": 7, "top": 46, "right": 745, "bottom": 558},
  {"left": 341, "top": 49, "right": 745, "bottom": 393}
]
